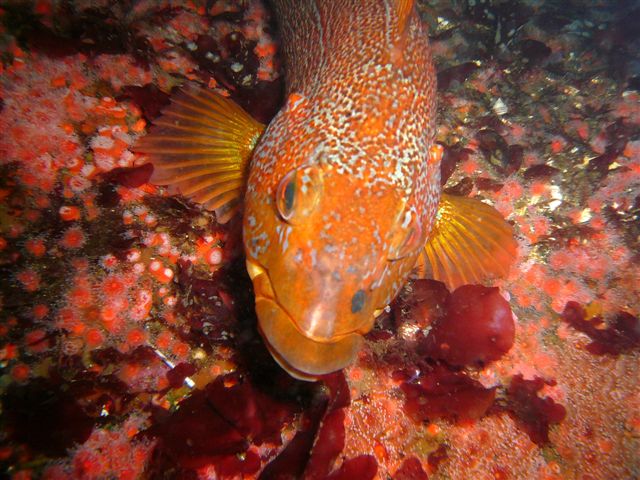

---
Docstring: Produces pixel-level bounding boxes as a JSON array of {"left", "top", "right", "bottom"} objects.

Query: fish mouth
[
  {"left": 245, "top": 258, "right": 276, "bottom": 301},
  {"left": 245, "top": 258, "right": 363, "bottom": 380},
  {"left": 255, "top": 297, "right": 363, "bottom": 381}
]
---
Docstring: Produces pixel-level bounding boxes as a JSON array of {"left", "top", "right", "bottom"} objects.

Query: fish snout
[
  {"left": 246, "top": 257, "right": 367, "bottom": 380},
  {"left": 255, "top": 296, "right": 363, "bottom": 381}
]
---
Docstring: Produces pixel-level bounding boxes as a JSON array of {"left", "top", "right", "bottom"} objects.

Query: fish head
[{"left": 244, "top": 147, "right": 425, "bottom": 380}]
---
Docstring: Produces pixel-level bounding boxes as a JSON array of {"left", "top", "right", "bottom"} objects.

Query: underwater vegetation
[{"left": 0, "top": 0, "right": 638, "bottom": 479}]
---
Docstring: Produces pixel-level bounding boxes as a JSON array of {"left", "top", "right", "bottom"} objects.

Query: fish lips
[{"left": 246, "top": 259, "right": 363, "bottom": 381}]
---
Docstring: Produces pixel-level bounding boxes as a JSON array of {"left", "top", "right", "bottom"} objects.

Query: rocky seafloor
[{"left": 0, "top": 0, "right": 639, "bottom": 479}]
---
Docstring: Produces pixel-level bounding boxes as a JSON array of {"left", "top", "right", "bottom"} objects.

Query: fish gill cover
[{"left": 0, "top": 0, "right": 638, "bottom": 479}]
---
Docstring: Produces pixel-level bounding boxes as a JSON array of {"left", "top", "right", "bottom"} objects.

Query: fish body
[
  {"left": 244, "top": 0, "right": 439, "bottom": 378},
  {"left": 136, "top": 0, "right": 516, "bottom": 380}
]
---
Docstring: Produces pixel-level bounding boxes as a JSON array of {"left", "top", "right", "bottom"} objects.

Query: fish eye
[
  {"left": 277, "top": 172, "right": 297, "bottom": 221},
  {"left": 388, "top": 211, "right": 423, "bottom": 260},
  {"left": 275, "top": 165, "right": 323, "bottom": 224}
]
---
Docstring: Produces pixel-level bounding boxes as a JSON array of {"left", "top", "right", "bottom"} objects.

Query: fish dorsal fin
[
  {"left": 415, "top": 193, "right": 518, "bottom": 290},
  {"left": 385, "top": 0, "right": 415, "bottom": 65},
  {"left": 393, "top": 0, "right": 415, "bottom": 34},
  {"left": 135, "top": 87, "right": 265, "bottom": 223}
]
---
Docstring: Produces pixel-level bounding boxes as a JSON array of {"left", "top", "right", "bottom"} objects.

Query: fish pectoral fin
[
  {"left": 416, "top": 193, "right": 518, "bottom": 290},
  {"left": 134, "top": 86, "right": 265, "bottom": 223}
]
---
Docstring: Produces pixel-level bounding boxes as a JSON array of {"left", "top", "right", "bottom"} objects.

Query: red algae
[
  {"left": 398, "top": 365, "right": 497, "bottom": 423},
  {"left": 325, "top": 454, "right": 378, "bottom": 480},
  {"left": 146, "top": 371, "right": 305, "bottom": 476},
  {"left": 421, "top": 285, "right": 515, "bottom": 366},
  {"left": 3, "top": 377, "right": 96, "bottom": 458},
  {"left": 394, "top": 456, "right": 429, "bottom": 480},
  {"left": 165, "top": 362, "right": 196, "bottom": 389},
  {"left": 561, "top": 301, "right": 640, "bottom": 355},
  {"left": 501, "top": 375, "right": 567, "bottom": 446},
  {"left": 392, "top": 279, "right": 450, "bottom": 333},
  {"left": 427, "top": 444, "right": 448, "bottom": 472},
  {"left": 305, "top": 409, "right": 347, "bottom": 478}
]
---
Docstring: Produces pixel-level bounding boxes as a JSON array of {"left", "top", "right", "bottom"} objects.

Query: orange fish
[{"left": 136, "top": 0, "right": 516, "bottom": 380}]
